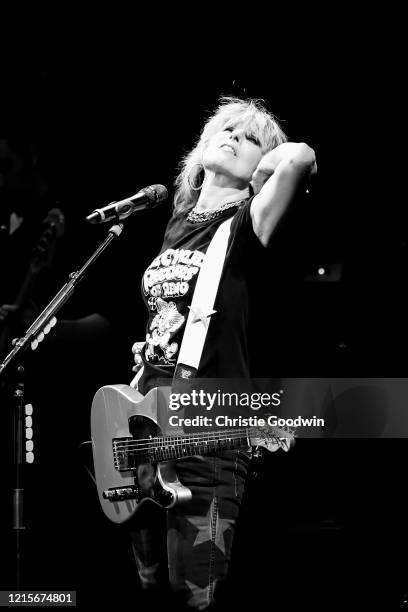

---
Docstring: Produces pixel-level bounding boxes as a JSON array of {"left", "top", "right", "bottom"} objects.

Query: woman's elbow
[{"left": 290, "top": 143, "right": 316, "bottom": 171}]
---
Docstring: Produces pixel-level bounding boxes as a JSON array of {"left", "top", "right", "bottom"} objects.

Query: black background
[{"left": 0, "top": 18, "right": 406, "bottom": 610}]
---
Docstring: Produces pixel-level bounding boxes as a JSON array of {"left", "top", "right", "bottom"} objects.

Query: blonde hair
[{"left": 173, "top": 96, "right": 287, "bottom": 212}]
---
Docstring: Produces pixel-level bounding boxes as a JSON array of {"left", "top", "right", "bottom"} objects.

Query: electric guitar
[{"left": 91, "top": 384, "right": 295, "bottom": 524}]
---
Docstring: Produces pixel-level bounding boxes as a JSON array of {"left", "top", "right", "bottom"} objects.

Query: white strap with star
[{"left": 176, "top": 217, "right": 233, "bottom": 370}]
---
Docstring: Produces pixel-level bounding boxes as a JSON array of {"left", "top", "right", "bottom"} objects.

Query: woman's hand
[
  {"left": 132, "top": 341, "right": 145, "bottom": 372},
  {"left": 251, "top": 142, "right": 317, "bottom": 195}
]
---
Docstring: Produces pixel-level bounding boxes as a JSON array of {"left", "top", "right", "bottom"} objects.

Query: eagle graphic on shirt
[{"left": 145, "top": 298, "right": 185, "bottom": 363}]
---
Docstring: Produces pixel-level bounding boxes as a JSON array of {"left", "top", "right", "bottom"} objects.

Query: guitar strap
[
  {"left": 130, "top": 216, "right": 233, "bottom": 390},
  {"left": 173, "top": 216, "right": 233, "bottom": 382}
]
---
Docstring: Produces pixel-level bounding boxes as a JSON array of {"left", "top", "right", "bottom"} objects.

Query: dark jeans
[{"left": 129, "top": 450, "right": 250, "bottom": 610}]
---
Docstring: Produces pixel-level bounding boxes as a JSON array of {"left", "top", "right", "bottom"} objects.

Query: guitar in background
[{"left": 0, "top": 208, "right": 65, "bottom": 358}]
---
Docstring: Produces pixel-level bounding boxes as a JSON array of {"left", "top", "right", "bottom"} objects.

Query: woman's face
[{"left": 202, "top": 121, "right": 264, "bottom": 187}]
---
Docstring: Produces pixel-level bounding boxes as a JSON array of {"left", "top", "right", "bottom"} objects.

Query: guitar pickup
[{"left": 102, "top": 485, "right": 139, "bottom": 502}]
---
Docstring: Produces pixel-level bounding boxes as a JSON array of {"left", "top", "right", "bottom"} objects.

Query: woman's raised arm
[{"left": 251, "top": 142, "right": 317, "bottom": 247}]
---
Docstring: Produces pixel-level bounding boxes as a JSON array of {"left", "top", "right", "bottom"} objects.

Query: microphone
[{"left": 85, "top": 184, "right": 168, "bottom": 224}]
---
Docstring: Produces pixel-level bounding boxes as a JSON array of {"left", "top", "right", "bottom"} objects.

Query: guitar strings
[
  {"left": 112, "top": 427, "right": 291, "bottom": 450},
  {"left": 112, "top": 432, "right": 291, "bottom": 456},
  {"left": 114, "top": 432, "right": 252, "bottom": 455},
  {"left": 113, "top": 437, "right": 292, "bottom": 453},
  {"left": 113, "top": 430, "right": 252, "bottom": 450},
  {"left": 113, "top": 425, "right": 292, "bottom": 445}
]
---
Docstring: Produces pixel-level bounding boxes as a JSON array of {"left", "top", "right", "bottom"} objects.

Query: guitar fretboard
[
  {"left": 113, "top": 428, "right": 251, "bottom": 470},
  {"left": 151, "top": 429, "right": 251, "bottom": 461}
]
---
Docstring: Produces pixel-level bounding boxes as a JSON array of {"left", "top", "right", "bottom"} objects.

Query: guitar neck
[
  {"left": 150, "top": 428, "right": 251, "bottom": 462},
  {"left": 114, "top": 428, "right": 252, "bottom": 472},
  {"left": 113, "top": 423, "right": 293, "bottom": 472}
]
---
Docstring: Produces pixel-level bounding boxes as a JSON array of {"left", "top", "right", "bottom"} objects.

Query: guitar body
[{"left": 91, "top": 384, "right": 192, "bottom": 524}]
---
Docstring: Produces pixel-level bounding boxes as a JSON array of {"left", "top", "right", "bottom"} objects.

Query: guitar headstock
[{"left": 249, "top": 424, "right": 296, "bottom": 453}]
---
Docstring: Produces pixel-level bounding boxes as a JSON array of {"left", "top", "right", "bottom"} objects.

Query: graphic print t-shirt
[{"left": 138, "top": 197, "right": 266, "bottom": 394}]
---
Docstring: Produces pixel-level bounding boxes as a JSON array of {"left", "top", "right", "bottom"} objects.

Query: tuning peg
[
  {"left": 26, "top": 452, "right": 34, "bottom": 464},
  {"left": 31, "top": 339, "right": 39, "bottom": 350},
  {"left": 25, "top": 404, "right": 33, "bottom": 416}
]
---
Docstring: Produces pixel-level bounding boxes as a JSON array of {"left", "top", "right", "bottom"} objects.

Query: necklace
[{"left": 186, "top": 198, "right": 247, "bottom": 224}]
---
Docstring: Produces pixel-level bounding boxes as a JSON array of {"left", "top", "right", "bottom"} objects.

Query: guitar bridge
[{"left": 113, "top": 436, "right": 136, "bottom": 471}]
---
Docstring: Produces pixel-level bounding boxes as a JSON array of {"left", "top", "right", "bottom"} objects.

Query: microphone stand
[
  {"left": 0, "top": 222, "right": 124, "bottom": 588},
  {"left": 12, "top": 366, "right": 25, "bottom": 589}
]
